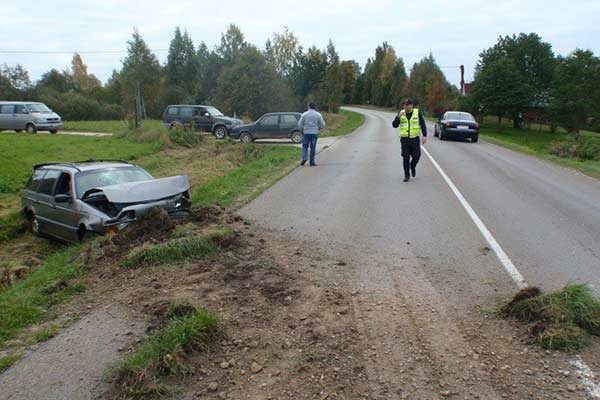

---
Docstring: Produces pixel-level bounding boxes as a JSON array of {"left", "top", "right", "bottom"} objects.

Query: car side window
[
  {"left": 280, "top": 115, "right": 298, "bottom": 127},
  {"left": 55, "top": 173, "right": 72, "bottom": 196},
  {"left": 260, "top": 115, "right": 279, "bottom": 126},
  {"left": 15, "top": 105, "right": 27, "bottom": 114},
  {"left": 0, "top": 104, "right": 15, "bottom": 114},
  {"left": 37, "top": 170, "right": 61, "bottom": 196},
  {"left": 179, "top": 107, "right": 194, "bottom": 118},
  {"left": 167, "top": 107, "right": 178, "bottom": 116},
  {"left": 25, "top": 170, "right": 47, "bottom": 192}
]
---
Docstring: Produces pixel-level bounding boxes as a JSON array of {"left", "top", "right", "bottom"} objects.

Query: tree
[
  {"left": 389, "top": 58, "right": 408, "bottom": 108},
  {"left": 165, "top": 27, "right": 197, "bottom": 89},
  {"left": 407, "top": 54, "right": 456, "bottom": 114},
  {"left": 548, "top": 49, "right": 600, "bottom": 134},
  {"left": 476, "top": 33, "right": 555, "bottom": 127},
  {"left": 340, "top": 60, "right": 360, "bottom": 104},
  {"left": 289, "top": 46, "right": 328, "bottom": 101},
  {"left": 120, "top": 29, "right": 161, "bottom": 117},
  {"left": 471, "top": 57, "right": 532, "bottom": 124},
  {"left": 264, "top": 26, "right": 301, "bottom": 77},
  {"left": 0, "top": 64, "right": 32, "bottom": 100},
  {"left": 37, "top": 69, "right": 73, "bottom": 93},
  {"left": 195, "top": 41, "right": 223, "bottom": 102},
  {"left": 318, "top": 40, "right": 344, "bottom": 112},
  {"left": 211, "top": 46, "right": 294, "bottom": 119},
  {"left": 217, "top": 24, "right": 247, "bottom": 63}
]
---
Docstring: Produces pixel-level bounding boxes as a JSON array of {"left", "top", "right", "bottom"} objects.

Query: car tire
[
  {"left": 49, "top": 129, "right": 58, "bottom": 134},
  {"left": 213, "top": 125, "right": 227, "bottom": 140},
  {"left": 239, "top": 132, "right": 253, "bottom": 143},
  {"left": 291, "top": 131, "right": 303, "bottom": 144},
  {"left": 170, "top": 122, "right": 183, "bottom": 131},
  {"left": 26, "top": 124, "right": 37, "bottom": 134},
  {"left": 472, "top": 134, "right": 479, "bottom": 143},
  {"left": 439, "top": 128, "right": 445, "bottom": 140},
  {"left": 27, "top": 211, "right": 40, "bottom": 235}
]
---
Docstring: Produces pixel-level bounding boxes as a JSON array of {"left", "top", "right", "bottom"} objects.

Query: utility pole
[{"left": 135, "top": 80, "right": 143, "bottom": 130}]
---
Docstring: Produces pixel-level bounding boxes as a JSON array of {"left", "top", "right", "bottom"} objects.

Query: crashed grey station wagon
[{"left": 21, "top": 160, "right": 191, "bottom": 243}]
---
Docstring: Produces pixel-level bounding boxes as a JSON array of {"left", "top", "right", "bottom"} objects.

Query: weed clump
[
  {"left": 113, "top": 306, "right": 217, "bottom": 399},
  {"left": 502, "top": 284, "right": 600, "bottom": 351}
]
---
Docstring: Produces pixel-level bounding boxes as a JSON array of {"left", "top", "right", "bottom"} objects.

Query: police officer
[{"left": 392, "top": 99, "right": 427, "bottom": 182}]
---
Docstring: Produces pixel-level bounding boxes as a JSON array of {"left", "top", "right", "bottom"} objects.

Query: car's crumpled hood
[{"left": 85, "top": 175, "right": 190, "bottom": 203}]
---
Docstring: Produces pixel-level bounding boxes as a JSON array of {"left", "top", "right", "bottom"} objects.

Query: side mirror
[
  {"left": 204, "top": 113, "right": 210, "bottom": 118},
  {"left": 22, "top": 110, "right": 29, "bottom": 114},
  {"left": 54, "top": 194, "right": 72, "bottom": 203}
]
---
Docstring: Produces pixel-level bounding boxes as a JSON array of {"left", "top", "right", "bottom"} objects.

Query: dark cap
[{"left": 404, "top": 98, "right": 414, "bottom": 105}]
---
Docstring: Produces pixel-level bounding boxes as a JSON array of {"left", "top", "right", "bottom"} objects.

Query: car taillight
[
  {"left": 475, "top": 123, "right": 480, "bottom": 129},
  {"left": 444, "top": 121, "right": 451, "bottom": 127}
]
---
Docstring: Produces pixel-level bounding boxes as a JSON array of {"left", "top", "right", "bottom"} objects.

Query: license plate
[{"left": 457, "top": 125, "right": 469, "bottom": 129}]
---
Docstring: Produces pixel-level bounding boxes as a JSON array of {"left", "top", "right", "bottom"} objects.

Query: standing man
[
  {"left": 392, "top": 99, "right": 427, "bottom": 182},
  {"left": 298, "top": 102, "right": 326, "bottom": 166}
]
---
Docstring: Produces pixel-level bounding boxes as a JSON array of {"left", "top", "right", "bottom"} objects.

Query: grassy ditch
[
  {"left": 62, "top": 119, "right": 163, "bottom": 133},
  {"left": 0, "top": 245, "right": 84, "bottom": 345},
  {"left": 321, "top": 109, "right": 365, "bottom": 137},
  {"left": 502, "top": 284, "right": 600, "bottom": 351},
  {"left": 0, "top": 353, "right": 21, "bottom": 372},
  {"left": 113, "top": 305, "right": 217, "bottom": 399}
]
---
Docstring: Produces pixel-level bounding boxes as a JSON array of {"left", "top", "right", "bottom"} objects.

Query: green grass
[
  {"left": 479, "top": 126, "right": 600, "bottom": 179},
  {"left": 29, "top": 325, "right": 60, "bottom": 344},
  {"left": 192, "top": 145, "right": 300, "bottom": 209},
  {"left": 0, "top": 353, "right": 21, "bottom": 372},
  {"left": 122, "top": 227, "right": 233, "bottom": 269},
  {"left": 0, "top": 245, "right": 84, "bottom": 346},
  {"left": 502, "top": 284, "right": 600, "bottom": 351},
  {"left": 0, "top": 132, "right": 161, "bottom": 195},
  {"left": 113, "top": 308, "right": 217, "bottom": 399},
  {"left": 0, "top": 212, "right": 28, "bottom": 242},
  {"left": 62, "top": 119, "right": 163, "bottom": 133},
  {"left": 321, "top": 110, "right": 365, "bottom": 137}
]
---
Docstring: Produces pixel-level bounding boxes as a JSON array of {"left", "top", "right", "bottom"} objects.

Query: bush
[
  {"left": 116, "top": 125, "right": 203, "bottom": 149},
  {"left": 37, "top": 89, "right": 124, "bottom": 121},
  {"left": 549, "top": 135, "right": 600, "bottom": 161}
]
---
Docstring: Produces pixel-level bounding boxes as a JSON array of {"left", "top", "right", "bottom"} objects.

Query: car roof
[
  {"left": 34, "top": 160, "right": 135, "bottom": 173},
  {"left": 0, "top": 101, "right": 43, "bottom": 105},
  {"left": 167, "top": 104, "right": 211, "bottom": 108},
  {"left": 261, "top": 112, "right": 302, "bottom": 116}
]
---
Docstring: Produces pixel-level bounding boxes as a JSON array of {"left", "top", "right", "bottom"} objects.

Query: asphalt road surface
[{"left": 241, "top": 106, "right": 600, "bottom": 398}]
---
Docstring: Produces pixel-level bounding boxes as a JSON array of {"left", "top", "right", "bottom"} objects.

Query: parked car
[
  {"left": 0, "top": 101, "right": 63, "bottom": 134},
  {"left": 21, "top": 160, "right": 190, "bottom": 243},
  {"left": 230, "top": 112, "right": 303, "bottom": 143},
  {"left": 434, "top": 111, "right": 480, "bottom": 142},
  {"left": 162, "top": 105, "right": 242, "bottom": 139}
]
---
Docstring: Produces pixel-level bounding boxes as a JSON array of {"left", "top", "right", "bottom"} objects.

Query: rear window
[
  {"left": 446, "top": 112, "right": 475, "bottom": 121},
  {"left": 75, "top": 166, "right": 153, "bottom": 198},
  {"left": 0, "top": 105, "right": 14, "bottom": 114},
  {"left": 281, "top": 114, "right": 299, "bottom": 126},
  {"left": 25, "top": 170, "right": 47, "bottom": 191},
  {"left": 37, "top": 170, "right": 61, "bottom": 196},
  {"left": 178, "top": 107, "right": 194, "bottom": 118}
]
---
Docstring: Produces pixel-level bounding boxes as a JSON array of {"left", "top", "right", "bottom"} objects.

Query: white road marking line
[
  {"left": 421, "top": 146, "right": 528, "bottom": 289},
  {"left": 571, "top": 356, "right": 600, "bottom": 399},
  {"left": 423, "top": 145, "right": 600, "bottom": 399}
]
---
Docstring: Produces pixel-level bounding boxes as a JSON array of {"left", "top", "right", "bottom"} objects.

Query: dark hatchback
[
  {"left": 229, "top": 112, "right": 303, "bottom": 143},
  {"left": 434, "top": 111, "right": 480, "bottom": 142}
]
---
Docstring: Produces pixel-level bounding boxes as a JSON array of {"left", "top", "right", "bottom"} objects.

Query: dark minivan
[
  {"left": 162, "top": 105, "right": 242, "bottom": 139},
  {"left": 229, "top": 112, "right": 303, "bottom": 143}
]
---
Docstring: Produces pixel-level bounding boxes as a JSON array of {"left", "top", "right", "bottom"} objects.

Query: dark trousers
[
  {"left": 400, "top": 136, "right": 421, "bottom": 177},
  {"left": 302, "top": 134, "right": 318, "bottom": 165}
]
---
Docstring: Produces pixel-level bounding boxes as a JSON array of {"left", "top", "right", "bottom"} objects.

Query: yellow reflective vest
[{"left": 399, "top": 108, "right": 422, "bottom": 138}]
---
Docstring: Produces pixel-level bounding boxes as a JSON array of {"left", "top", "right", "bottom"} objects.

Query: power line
[{"left": 0, "top": 49, "right": 169, "bottom": 54}]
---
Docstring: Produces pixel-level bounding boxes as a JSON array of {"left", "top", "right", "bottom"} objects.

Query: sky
[{"left": 2, "top": 0, "right": 600, "bottom": 88}]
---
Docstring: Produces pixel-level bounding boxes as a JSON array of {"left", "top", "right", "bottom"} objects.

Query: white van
[{"left": 0, "top": 101, "right": 63, "bottom": 134}]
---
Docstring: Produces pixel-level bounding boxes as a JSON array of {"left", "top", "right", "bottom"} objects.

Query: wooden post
[{"left": 135, "top": 80, "right": 143, "bottom": 130}]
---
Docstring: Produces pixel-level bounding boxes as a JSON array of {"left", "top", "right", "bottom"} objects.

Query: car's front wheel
[
  {"left": 26, "top": 124, "right": 37, "bottom": 134},
  {"left": 239, "top": 132, "right": 253, "bottom": 143},
  {"left": 27, "top": 211, "right": 40, "bottom": 235},
  {"left": 213, "top": 125, "right": 227, "bottom": 139},
  {"left": 291, "top": 131, "right": 303, "bottom": 144}
]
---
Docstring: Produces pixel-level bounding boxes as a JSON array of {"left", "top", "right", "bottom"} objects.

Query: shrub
[{"left": 549, "top": 135, "right": 600, "bottom": 161}]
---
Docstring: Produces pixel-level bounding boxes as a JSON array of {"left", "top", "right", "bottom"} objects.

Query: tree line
[
  {"left": 1, "top": 27, "right": 598, "bottom": 134},
  {"left": 464, "top": 33, "right": 600, "bottom": 133}
]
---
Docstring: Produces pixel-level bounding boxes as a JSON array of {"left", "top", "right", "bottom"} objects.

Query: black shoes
[
  {"left": 411, "top": 167, "right": 416, "bottom": 178},
  {"left": 310, "top": 163, "right": 317, "bottom": 167},
  {"left": 403, "top": 176, "right": 410, "bottom": 182},
  {"left": 300, "top": 160, "right": 307, "bottom": 166}
]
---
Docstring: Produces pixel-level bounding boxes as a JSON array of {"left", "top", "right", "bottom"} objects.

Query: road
[{"left": 241, "top": 107, "right": 600, "bottom": 398}]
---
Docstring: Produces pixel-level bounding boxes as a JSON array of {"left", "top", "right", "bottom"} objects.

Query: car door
[
  {"left": 254, "top": 115, "right": 280, "bottom": 139},
  {"left": 14, "top": 104, "right": 29, "bottom": 130},
  {"left": 194, "top": 107, "right": 213, "bottom": 131},
  {"left": 279, "top": 114, "right": 299, "bottom": 138},
  {"left": 34, "top": 169, "right": 62, "bottom": 236},
  {"left": 48, "top": 172, "right": 80, "bottom": 242},
  {"left": 163, "top": 106, "right": 179, "bottom": 127},
  {"left": 0, "top": 104, "right": 15, "bottom": 129},
  {"left": 177, "top": 107, "right": 194, "bottom": 128}
]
